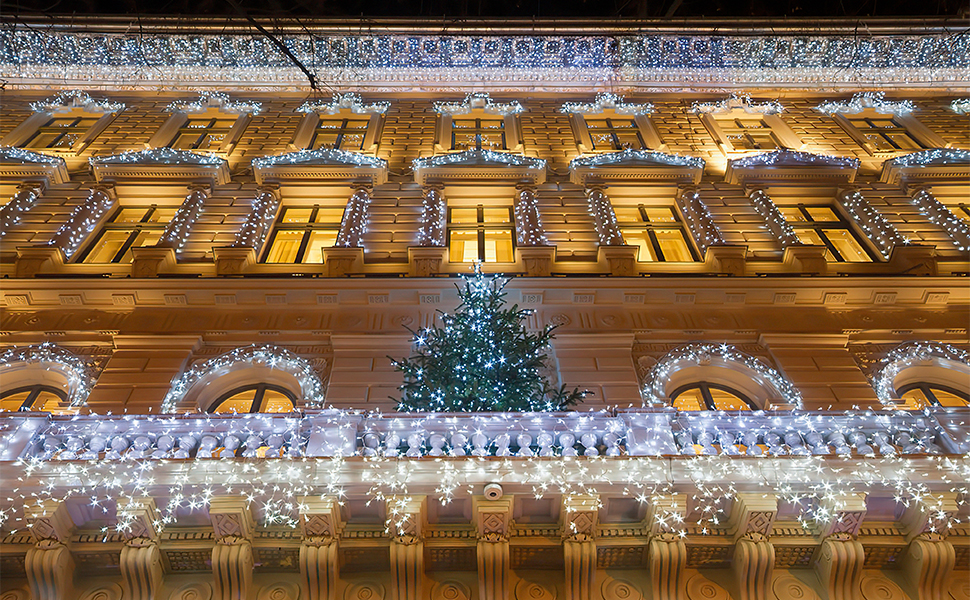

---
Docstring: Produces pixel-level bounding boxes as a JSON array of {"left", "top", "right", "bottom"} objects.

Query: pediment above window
[
  {"left": 253, "top": 148, "right": 388, "bottom": 186},
  {"left": 879, "top": 148, "right": 970, "bottom": 185},
  {"left": 297, "top": 93, "right": 390, "bottom": 115},
  {"left": 0, "top": 146, "right": 69, "bottom": 185},
  {"left": 569, "top": 150, "right": 704, "bottom": 186},
  {"left": 29, "top": 90, "right": 126, "bottom": 115},
  {"left": 724, "top": 150, "right": 860, "bottom": 185},
  {"left": 90, "top": 147, "right": 231, "bottom": 184},
  {"left": 413, "top": 149, "right": 546, "bottom": 185}
]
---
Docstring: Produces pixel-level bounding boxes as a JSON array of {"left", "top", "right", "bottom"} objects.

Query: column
[
  {"left": 157, "top": 185, "right": 208, "bottom": 252},
  {"left": 586, "top": 186, "right": 624, "bottom": 246},
  {"left": 836, "top": 188, "right": 909, "bottom": 260},
  {"left": 476, "top": 496, "right": 512, "bottom": 600},
  {"left": 728, "top": 493, "right": 778, "bottom": 600},
  {"left": 676, "top": 187, "right": 746, "bottom": 275},
  {"left": 646, "top": 494, "right": 687, "bottom": 600},
  {"left": 910, "top": 187, "right": 970, "bottom": 251},
  {"left": 0, "top": 184, "right": 42, "bottom": 238},
  {"left": 325, "top": 186, "right": 370, "bottom": 276},
  {"left": 747, "top": 187, "right": 827, "bottom": 273},
  {"left": 48, "top": 185, "right": 116, "bottom": 260},
  {"left": 812, "top": 493, "right": 867, "bottom": 600},
  {"left": 562, "top": 495, "right": 598, "bottom": 600},
  {"left": 299, "top": 496, "right": 343, "bottom": 600},
  {"left": 389, "top": 495, "right": 425, "bottom": 600},
  {"left": 515, "top": 184, "right": 557, "bottom": 276},
  {"left": 410, "top": 185, "right": 448, "bottom": 276},
  {"left": 24, "top": 500, "right": 75, "bottom": 600},
  {"left": 118, "top": 498, "right": 163, "bottom": 600},
  {"left": 900, "top": 493, "right": 958, "bottom": 600},
  {"left": 209, "top": 497, "right": 255, "bottom": 600},
  {"left": 214, "top": 186, "right": 280, "bottom": 275}
]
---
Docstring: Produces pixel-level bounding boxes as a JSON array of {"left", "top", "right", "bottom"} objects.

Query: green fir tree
[{"left": 391, "top": 267, "right": 588, "bottom": 412}]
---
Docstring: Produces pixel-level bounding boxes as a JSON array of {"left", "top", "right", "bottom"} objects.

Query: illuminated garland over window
[
  {"left": 165, "top": 91, "right": 262, "bottom": 115},
  {"left": 47, "top": 188, "right": 115, "bottom": 260},
  {"left": 747, "top": 189, "right": 801, "bottom": 248},
  {"left": 951, "top": 99, "right": 970, "bottom": 115},
  {"left": 252, "top": 147, "right": 387, "bottom": 169},
  {"left": 0, "top": 145, "right": 67, "bottom": 165},
  {"left": 586, "top": 188, "right": 625, "bottom": 246},
  {"left": 513, "top": 188, "right": 549, "bottom": 246},
  {"left": 815, "top": 91, "right": 914, "bottom": 116},
  {"left": 731, "top": 149, "right": 860, "bottom": 170},
  {"left": 909, "top": 188, "right": 970, "bottom": 252},
  {"left": 89, "top": 147, "right": 227, "bottom": 166},
  {"left": 158, "top": 189, "right": 207, "bottom": 254},
  {"left": 0, "top": 342, "right": 96, "bottom": 407},
  {"left": 641, "top": 342, "right": 802, "bottom": 408},
  {"left": 0, "top": 186, "right": 39, "bottom": 239},
  {"left": 413, "top": 149, "right": 546, "bottom": 170},
  {"left": 335, "top": 189, "right": 370, "bottom": 248},
  {"left": 433, "top": 92, "right": 523, "bottom": 116},
  {"left": 690, "top": 93, "right": 784, "bottom": 115},
  {"left": 232, "top": 190, "right": 280, "bottom": 250},
  {"left": 28, "top": 90, "right": 125, "bottom": 114},
  {"left": 837, "top": 190, "right": 909, "bottom": 259},
  {"left": 873, "top": 341, "right": 970, "bottom": 405},
  {"left": 569, "top": 148, "right": 704, "bottom": 170},
  {"left": 560, "top": 92, "right": 653, "bottom": 115},
  {"left": 417, "top": 187, "right": 446, "bottom": 247},
  {"left": 676, "top": 190, "right": 723, "bottom": 254},
  {"left": 160, "top": 344, "right": 326, "bottom": 413},
  {"left": 886, "top": 148, "right": 970, "bottom": 168},
  {"left": 297, "top": 92, "right": 390, "bottom": 114}
]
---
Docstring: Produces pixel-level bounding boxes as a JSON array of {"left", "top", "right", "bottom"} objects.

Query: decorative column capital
[
  {"left": 814, "top": 493, "right": 867, "bottom": 541},
  {"left": 729, "top": 493, "right": 778, "bottom": 543},
  {"left": 475, "top": 497, "right": 513, "bottom": 543},
  {"left": 209, "top": 496, "right": 256, "bottom": 541},
  {"left": 562, "top": 494, "right": 599, "bottom": 542},
  {"left": 26, "top": 500, "right": 73, "bottom": 543},
  {"left": 117, "top": 497, "right": 162, "bottom": 542}
]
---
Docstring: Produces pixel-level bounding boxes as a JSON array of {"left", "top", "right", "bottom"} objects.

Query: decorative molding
[
  {"left": 29, "top": 90, "right": 125, "bottom": 114},
  {"left": 165, "top": 91, "right": 262, "bottom": 115},
  {"left": 816, "top": 92, "right": 915, "bottom": 116},
  {"left": 0, "top": 146, "right": 69, "bottom": 185},
  {"left": 252, "top": 148, "right": 388, "bottom": 186},
  {"left": 569, "top": 149, "right": 704, "bottom": 186},
  {"left": 562, "top": 92, "right": 654, "bottom": 115},
  {"left": 413, "top": 149, "right": 546, "bottom": 185},
  {"left": 872, "top": 341, "right": 970, "bottom": 406},
  {"left": 90, "top": 148, "right": 230, "bottom": 185},
  {"left": 0, "top": 342, "right": 97, "bottom": 407},
  {"left": 879, "top": 148, "right": 970, "bottom": 185},
  {"left": 434, "top": 92, "right": 524, "bottom": 116},
  {"left": 298, "top": 92, "right": 390, "bottom": 114},
  {"left": 725, "top": 150, "right": 859, "bottom": 185}
]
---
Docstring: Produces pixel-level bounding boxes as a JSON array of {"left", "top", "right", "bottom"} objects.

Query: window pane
[
  {"left": 449, "top": 230, "right": 479, "bottom": 262},
  {"left": 779, "top": 207, "right": 807, "bottom": 222},
  {"left": 482, "top": 208, "right": 511, "bottom": 223},
  {"left": 35, "top": 390, "right": 64, "bottom": 412},
  {"left": 483, "top": 230, "right": 514, "bottom": 262},
  {"left": 804, "top": 207, "right": 839, "bottom": 222},
  {"left": 148, "top": 208, "right": 178, "bottom": 223},
  {"left": 0, "top": 391, "right": 31, "bottom": 411},
  {"left": 654, "top": 229, "right": 694, "bottom": 262},
  {"left": 261, "top": 389, "right": 295, "bottom": 413},
  {"left": 452, "top": 119, "right": 477, "bottom": 129},
  {"left": 643, "top": 207, "right": 677, "bottom": 223},
  {"left": 116, "top": 230, "right": 162, "bottom": 264},
  {"left": 115, "top": 208, "right": 151, "bottom": 223},
  {"left": 823, "top": 229, "right": 871, "bottom": 262},
  {"left": 85, "top": 230, "right": 133, "bottom": 263},
  {"left": 792, "top": 228, "right": 837, "bottom": 261},
  {"left": 620, "top": 230, "right": 658, "bottom": 261},
  {"left": 886, "top": 132, "right": 923, "bottom": 150},
  {"left": 450, "top": 208, "right": 479, "bottom": 224},
  {"left": 315, "top": 208, "right": 346, "bottom": 223},
  {"left": 212, "top": 389, "right": 257, "bottom": 413},
  {"left": 613, "top": 207, "right": 643, "bottom": 223},
  {"left": 709, "top": 388, "right": 750, "bottom": 411},
  {"left": 672, "top": 388, "right": 705, "bottom": 411},
  {"left": 931, "top": 388, "right": 968, "bottom": 407},
  {"left": 282, "top": 208, "right": 313, "bottom": 223},
  {"left": 303, "top": 230, "right": 338, "bottom": 263},
  {"left": 900, "top": 388, "right": 930, "bottom": 410},
  {"left": 265, "top": 230, "right": 304, "bottom": 263},
  {"left": 171, "top": 131, "right": 204, "bottom": 150}
]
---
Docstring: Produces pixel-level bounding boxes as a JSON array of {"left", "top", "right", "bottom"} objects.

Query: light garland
[
  {"left": 413, "top": 149, "right": 546, "bottom": 170},
  {"left": 690, "top": 93, "right": 784, "bottom": 115},
  {"left": 0, "top": 342, "right": 96, "bottom": 407},
  {"left": 89, "top": 147, "right": 227, "bottom": 166},
  {"left": 586, "top": 188, "right": 625, "bottom": 246},
  {"left": 837, "top": 189, "right": 909, "bottom": 259},
  {"left": 0, "top": 145, "right": 67, "bottom": 165},
  {"left": 675, "top": 190, "right": 723, "bottom": 254},
  {"left": 815, "top": 91, "right": 915, "bottom": 116},
  {"left": 416, "top": 187, "right": 446, "bottom": 247},
  {"left": 297, "top": 92, "right": 390, "bottom": 114},
  {"left": 886, "top": 147, "right": 970, "bottom": 168},
  {"left": 873, "top": 341, "right": 970, "bottom": 406},
  {"left": 47, "top": 188, "right": 115, "bottom": 260},
  {"left": 334, "top": 189, "right": 370, "bottom": 248},
  {"left": 909, "top": 188, "right": 970, "bottom": 252},
  {"left": 513, "top": 187, "right": 549, "bottom": 246},
  {"left": 747, "top": 189, "right": 801, "bottom": 249},
  {"left": 160, "top": 344, "right": 326, "bottom": 413},
  {"left": 252, "top": 147, "right": 386, "bottom": 169},
  {"left": 560, "top": 92, "right": 653, "bottom": 115},
  {"left": 731, "top": 149, "right": 860, "bottom": 170},
  {"left": 433, "top": 92, "right": 523, "bottom": 116},
  {"left": 157, "top": 189, "right": 207, "bottom": 254},
  {"left": 641, "top": 342, "right": 802, "bottom": 408},
  {"left": 0, "top": 187, "right": 40, "bottom": 239},
  {"left": 28, "top": 90, "right": 125, "bottom": 114},
  {"left": 569, "top": 148, "right": 705, "bottom": 170},
  {"left": 232, "top": 189, "right": 280, "bottom": 250},
  {"left": 950, "top": 99, "right": 970, "bottom": 114},
  {"left": 165, "top": 91, "right": 262, "bottom": 115}
]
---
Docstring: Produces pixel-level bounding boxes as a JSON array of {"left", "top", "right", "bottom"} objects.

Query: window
[
  {"left": 0, "top": 385, "right": 67, "bottom": 412},
  {"left": 263, "top": 206, "right": 345, "bottom": 264},
  {"left": 671, "top": 383, "right": 756, "bottom": 411},
  {"left": 845, "top": 115, "right": 925, "bottom": 152},
  {"left": 713, "top": 115, "right": 781, "bottom": 151},
  {"left": 777, "top": 205, "right": 874, "bottom": 262},
  {"left": 170, "top": 115, "right": 239, "bottom": 151},
  {"left": 309, "top": 117, "right": 372, "bottom": 150},
  {"left": 147, "top": 93, "right": 259, "bottom": 156},
  {"left": 433, "top": 94, "right": 524, "bottom": 154},
  {"left": 0, "top": 92, "right": 124, "bottom": 154},
  {"left": 80, "top": 205, "right": 177, "bottom": 264},
  {"left": 612, "top": 205, "right": 698, "bottom": 262},
  {"left": 22, "top": 116, "right": 102, "bottom": 150},
  {"left": 208, "top": 384, "right": 296, "bottom": 413},
  {"left": 897, "top": 383, "right": 969, "bottom": 409},
  {"left": 584, "top": 114, "right": 646, "bottom": 151},
  {"left": 451, "top": 116, "right": 506, "bottom": 150},
  {"left": 448, "top": 206, "right": 515, "bottom": 263}
]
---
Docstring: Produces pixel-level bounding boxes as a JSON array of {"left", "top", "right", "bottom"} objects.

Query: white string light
[
  {"left": 815, "top": 91, "right": 915, "bottom": 116},
  {"left": 560, "top": 92, "right": 653, "bottom": 115},
  {"left": 676, "top": 189, "right": 723, "bottom": 254},
  {"left": 873, "top": 341, "right": 970, "bottom": 406},
  {"left": 252, "top": 147, "right": 387, "bottom": 170},
  {"left": 433, "top": 92, "right": 523, "bottom": 116},
  {"left": 232, "top": 189, "right": 280, "bottom": 250},
  {"left": 909, "top": 187, "right": 970, "bottom": 252},
  {"left": 413, "top": 148, "right": 546, "bottom": 170},
  {"left": 570, "top": 148, "right": 705, "bottom": 170},
  {"left": 28, "top": 90, "right": 125, "bottom": 114},
  {"left": 747, "top": 189, "right": 802, "bottom": 248},
  {"left": 90, "top": 147, "right": 227, "bottom": 166},
  {"left": 0, "top": 145, "right": 66, "bottom": 165},
  {"left": 586, "top": 188, "right": 625, "bottom": 246},
  {"left": 165, "top": 90, "right": 262, "bottom": 115},
  {"left": 886, "top": 147, "right": 970, "bottom": 168},
  {"left": 690, "top": 93, "right": 784, "bottom": 115},
  {"left": 838, "top": 189, "right": 909, "bottom": 259},
  {"left": 335, "top": 188, "right": 370, "bottom": 248},
  {"left": 0, "top": 342, "right": 96, "bottom": 407},
  {"left": 297, "top": 92, "right": 390, "bottom": 114},
  {"left": 157, "top": 189, "right": 207, "bottom": 255},
  {"left": 950, "top": 99, "right": 970, "bottom": 115},
  {"left": 416, "top": 187, "right": 446, "bottom": 247},
  {"left": 731, "top": 149, "right": 860, "bottom": 169},
  {"left": 46, "top": 188, "right": 115, "bottom": 260},
  {"left": 513, "top": 187, "right": 549, "bottom": 246},
  {"left": 0, "top": 187, "right": 40, "bottom": 239}
]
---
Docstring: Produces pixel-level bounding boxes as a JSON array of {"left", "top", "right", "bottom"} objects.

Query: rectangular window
[
  {"left": 310, "top": 117, "right": 371, "bottom": 150},
  {"left": 170, "top": 116, "right": 239, "bottom": 151},
  {"left": 448, "top": 205, "right": 515, "bottom": 263},
  {"left": 584, "top": 116, "right": 646, "bottom": 150},
  {"left": 452, "top": 117, "right": 506, "bottom": 150},
  {"left": 613, "top": 206, "right": 698, "bottom": 262},
  {"left": 23, "top": 116, "right": 101, "bottom": 149},
  {"left": 714, "top": 116, "right": 780, "bottom": 151},
  {"left": 81, "top": 206, "right": 177, "bottom": 263},
  {"left": 845, "top": 116, "right": 925, "bottom": 152},
  {"left": 777, "top": 205, "right": 874, "bottom": 262},
  {"left": 263, "top": 206, "right": 344, "bottom": 264}
]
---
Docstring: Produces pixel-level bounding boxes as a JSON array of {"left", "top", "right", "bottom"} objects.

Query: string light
[
  {"left": 873, "top": 341, "right": 970, "bottom": 406},
  {"left": 909, "top": 188, "right": 970, "bottom": 252},
  {"left": 165, "top": 91, "right": 262, "bottom": 115},
  {"left": 747, "top": 189, "right": 802, "bottom": 248},
  {"left": 28, "top": 90, "right": 125, "bottom": 114},
  {"left": 0, "top": 187, "right": 39, "bottom": 239},
  {"left": 413, "top": 148, "right": 546, "bottom": 170},
  {"left": 951, "top": 99, "right": 970, "bottom": 114},
  {"left": 0, "top": 342, "right": 96, "bottom": 407},
  {"left": 297, "top": 92, "right": 389, "bottom": 114},
  {"left": 232, "top": 189, "right": 280, "bottom": 250},
  {"left": 560, "top": 92, "right": 653, "bottom": 115},
  {"left": 676, "top": 190, "right": 723, "bottom": 254},
  {"left": 160, "top": 344, "right": 326, "bottom": 413},
  {"left": 731, "top": 149, "right": 859, "bottom": 169},
  {"left": 90, "top": 147, "right": 227, "bottom": 166},
  {"left": 815, "top": 91, "right": 915, "bottom": 116},
  {"left": 690, "top": 93, "right": 784, "bottom": 115},
  {"left": 158, "top": 189, "right": 207, "bottom": 254},
  {"left": 433, "top": 92, "right": 523, "bottom": 116},
  {"left": 334, "top": 188, "right": 370, "bottom": 247},
  {"left": 586, "top": 188, "right": 625, "bottom": 246},
  {"left": 838, "top": 189, "right": 909, "bottom": 259},
  {"left": 886, "top": 147, "right": 970, "bottom": 168},
  {"left": 0, "top": 145, "right": 66, "bottom": 165},
  {"left": 416, "top": 187, "right": 446, "bottom": 247},
  {"left": 46, "top": 188, "right": 115, "bottom": 260},
  {"left": 570, "top": 148, "right": 705, "bottom": 170},
  {"left": 513, "top": 187, "right": 549, "bottom": 246},
  {"left": 252, "top": 147, "right": 386, "bottom": 169}
]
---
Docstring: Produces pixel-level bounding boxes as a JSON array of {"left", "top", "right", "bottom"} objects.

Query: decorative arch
[
  {"left": 161, "top": 344, "right": 326, "bottom": 413},
  {"left": 0, "top": 342, "right": 96, "bottom": 408},
  {"left": 641, "top": 342, "right": 802, "bottom": 409},
  {"left": 873, "top": 341, "right": 969, "bottom": 406}
]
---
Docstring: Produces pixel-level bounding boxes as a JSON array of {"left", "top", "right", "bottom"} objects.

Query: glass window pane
[
  {"left": 0, "top": 391, "right": 31, "bottom": 411},
  {"left": 900, "top": 388, "right": 930, "bottom": 410},
  {"left": 804, "top": 207, "right": 839, "bottom": 222},
  {"left": 886, "top": 132, "right": 923, "bottom": 150},
  {"left": 148, "top": 208, "right": 178, "bottom": 223},
  {"left": 709, "top": 388, "right": 750, "bottom": 411},
  {"left": 282, "top": 208, "right": 313, "bottom": 223},
  {"left": 449, "top": 230, "right": 479, "bottom": 263},
  {"left": 654, "top": 229, "right": 694, "bottom": 262},
  {"left": 315, "top": 208, "right": 346, "bottom": 223},
  {"left": 823, "top": 229, "right": 871, "bottom": 262},
  {"left": 261, "top": 389, "right": 295, "bottom": 413},
  {"left": 930, "top": 388, "right": 968, "bottom": 407},
  {"left": 116, "top": 230, "right": 162, "bottom": 264},
  {"left": 450, "top": 208, "right": 479, "bottom": 224},
  {"left": 213, "top": 389, "right": 257, "bottom": 413},
  {"left": 613, "top": 207, "right": 643, "bottom": 223},
  {"left": 482, "top": 208, "right": 511, "bottom": 223},
  {"left": 85, "top": 230, "right": 133, "bottom": 263},
  {"left": 672, "top": 388, "right": 706, "bottom": 411},
  {"left": 483, "top": 230, "right": 514, "bottom": 262},
  {"left": 312, "top": 131, "right": 340, "bottom": 149},
  {"left": 171, "top": 131, "right": 203, "bottom": 150},
  {"left": 779, "top": 207, "right": 807, "bottom": 222},
  {"left": 643, "top": 207, "right": 677, "bottom": 223},
  {"left": 35, "top": 390, "right": 64, "bottom": 412},
  {"left": 114, "top": 208, "right": 151, "bottom": 223},
  {"left": 620, "top": 230, "right": 658, "bottom": 262},
  {"left": 265, "top": 230, "right": 304, "bottom": 263},
  {"left": 303, "top": 230, "right": 338, "bottom": 264},
  {"left": 452, "top": 119, "right": 477, "bottom": 129}
]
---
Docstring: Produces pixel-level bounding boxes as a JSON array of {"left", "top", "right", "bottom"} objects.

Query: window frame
[
  {"left": 0, "top": 384, "right": 68, "bottom": 412},
  {"left": 831, "top": 110, "right": 946, "bottom": 157},
  {"left": 261, "top": 204, "right": 346, "bottom": 264},
  {"left": 450, "top": 116, "right": 507, "bottom": 151},
  {"left": 148, "top": 108, "right": 252, "bottom": 156},
  {"left": 3, "top": 108, "right": 120, "bottom": 155},
  {"left": 614, "top": 204, "right": 700, "bottom": 262},
  {"left": 566, "top": 110, "right": 664, "bottom": 154},
  {"left": 897, "top": 382, "right": 969, "bottom": 407},
  {"left": 435, "top": 110, "right": 523, "bottom": 154},
  {"left": 699, "top": 111, "right": 802, "bottom": 155},
  {"left": 77, "top": 204, "right": 173, "bottom": 264},
  {"left": 447, "top": 205, "right": 516, "bottom": 263},
  {"left": 291, "top": 110, "right": 384, "bottom": 153},
  {"left": 670, "top": 382, "right": 758, "bottom": 411},
  {"left": 207, "top": 383, "right": 297, "bottom": 414},
  {"left": 777, "top": 203, "right": 878, "bottom": 263}
]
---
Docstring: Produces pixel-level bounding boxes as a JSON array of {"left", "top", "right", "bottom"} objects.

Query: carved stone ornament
[
  {"left": 861, "top": 576, "right": 907, "bottom": 600},
  {"left": 79, "top": 583, "right": 123, "bottom": 600},
  {"left": 169, "top": 582, "right": 212, "bottom": 600},
  {"left": 603, "top": 579, "right": 643, "bottom": 600},
  {"left": 344, "top": 583, "right": 385, "bottom": 600},
  {"left": 772, "top": 575, "right": 822, "bottom": 600},
  {"left": 686, "top": 575, "right": 730, "bottom": 600},
  {"left": 514, "top": 580, "right": 556, "bottom": 600},
  {"left": 431, "top": 580, "right": 471, "bottom": 600},
  {"left": 257, "top": 582, "right": 300, "bottom": 600}
]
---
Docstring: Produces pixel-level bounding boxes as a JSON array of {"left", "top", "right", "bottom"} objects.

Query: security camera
[{"left": 483, "top": 483, "right": 504, "bottom": 500}]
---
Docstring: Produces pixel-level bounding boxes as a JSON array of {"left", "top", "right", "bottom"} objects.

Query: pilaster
[
  {"left": 389, "top": 495, "right": 426, "bottom": 600},
  {"left": 813, "top": 493, "right": 867, "bottom": 600},
  {"left": 900, "top": 493, "right": 958, "bottom": 600},
  {"left": 646, "top": 494, "right": 687, "bottom": 600},
  {"left": 209, "top": 496, "right": 256, "bottom": 600},
  {"left": 728, "top": 493, "right": 778, "bottom": 600},
  {"left": 118, "top": 497, "right": 163, "bottom": 600},
  {"left": 24, "top": 500, "right": 75, "bottom": 600},
  {"left": 562, "top": 494, "right": 599, "bottom": 600},
  {"left": 299, "top": 496, "right": 343, "bottom": 600},
  {"left": 476, "top": 496, "right": 513, "bottom": 600}
]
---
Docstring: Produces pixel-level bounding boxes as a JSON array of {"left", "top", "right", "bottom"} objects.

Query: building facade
[{"left": 0, "top": 16, "right": 968, "bottom": 600}]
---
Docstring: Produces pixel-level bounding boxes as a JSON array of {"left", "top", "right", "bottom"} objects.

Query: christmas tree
[{"left": 391, "top": 266, "right": 588, "bottom": 412}]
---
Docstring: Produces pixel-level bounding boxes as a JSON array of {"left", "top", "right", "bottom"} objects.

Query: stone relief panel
[
  {"left": 431, "top": 580, "right": 471, "bottom": 600},
  {"left": 258, "top": 582, "right": 300, "bottom": 600},
  {"left": 603, "top": 578, "right": 644, "bottom": 600},
  {"left": 686, "top": 574, "right": 730, "bottom": 600},
  {"left": 79, "top": 584, "right": 124, "bottom": 600},
  {"left": 860, "top": 575, "right": 907, "bottom": 600},
  {"left": 772, "top": 574, "right": 822, "bottom": 600},
  {"left": 170, "top": 582, "right": 212, "bottom": 600},
  {"left": 515, "top": 579, "right": 557, "bottom": 600},
  {"left": 345, "top": 583, "right": 385, "bottom": 600}
]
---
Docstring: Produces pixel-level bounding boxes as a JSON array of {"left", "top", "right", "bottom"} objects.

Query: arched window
[
  {"left": 209, "top": 384, "right": 296, "bottom": 414},
  {"left": 896, "top": 383, "right": 969, "bottom": 409},
  {"left": 671, "top": 382, "right": 756, "bottom": 411},
  {"left": 0, "top": 385, "right": 68, "bottom": 412}
]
